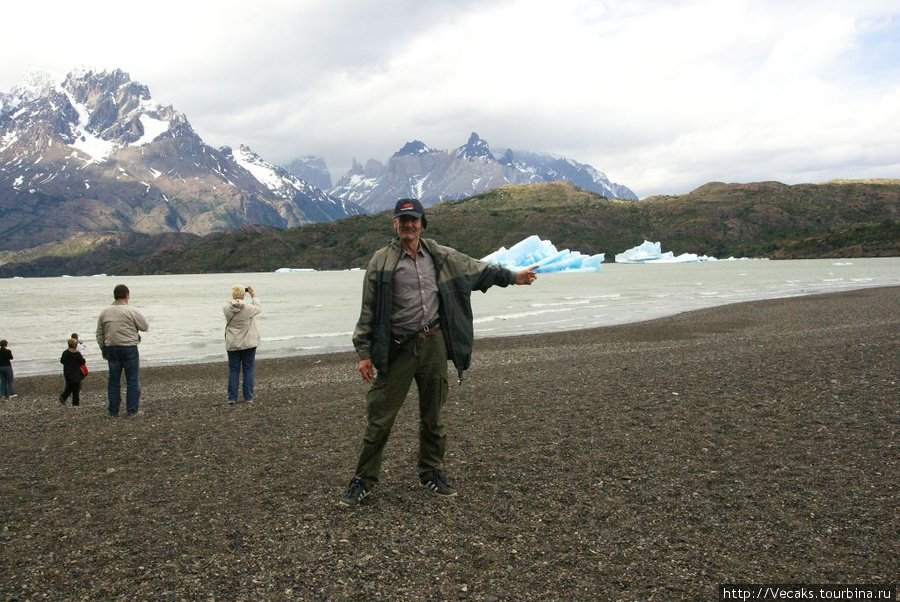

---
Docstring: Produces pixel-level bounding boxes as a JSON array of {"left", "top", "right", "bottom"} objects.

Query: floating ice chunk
[
  {"left": 275, "top": 268, "right": 316, "bottom": 273},
  {"left": 482, "top": 235, "right": 604, "bottom": 273},
  {"left": 483, "top": 236, "right": 551, "bottom": 267},
  {"left": 615, "top": 240, "right": 665, "bottom": 263},
  {"left": 615, "top": 240, "right": 717, "bottom": 264}
]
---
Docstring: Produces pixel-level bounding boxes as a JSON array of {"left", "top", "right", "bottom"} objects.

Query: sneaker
[
  {"left": 59, "top": 394, "right": 66, "bottom": 405},
  {"left": 339, "top": 476, "right": 370, "bottom": 507},
  {"left": 9, "top": 394, "right": 17, "bottom": 399},
  {"left": 228, "top": 398, "right": 236, "bottom": 405},
  {"left": 421, "top": 469, "right": 457, "bottom": 497}
]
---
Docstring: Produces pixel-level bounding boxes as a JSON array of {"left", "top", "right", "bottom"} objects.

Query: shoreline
[
  {"left": 11, "top": 282, "right": 900, "bottom": 379},
  {"left": 2, "top": 286, "right": 897, "bottom": 600}
]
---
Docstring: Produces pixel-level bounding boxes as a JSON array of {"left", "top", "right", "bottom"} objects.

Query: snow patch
[
  {"left": 233, "top": 147, "right": 282, "bottom": 190},
  {"left": 63, "top": 88, "right": 116, "bottom": 164},
  {"left": 132, "top": 114, "right": 169, "bottom": 146}
]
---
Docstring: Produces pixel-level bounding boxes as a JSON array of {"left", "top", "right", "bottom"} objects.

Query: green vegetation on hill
[{"left": 1, "top": 180, "right": 898, "bottom": 277}]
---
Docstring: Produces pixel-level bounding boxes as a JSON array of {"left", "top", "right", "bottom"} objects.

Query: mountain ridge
[
  {"left": 1, "top": 179, "right": 897, "bottom": 278},
  {"left": 326, "top": 132, "right": 637, "bottom": 212}
]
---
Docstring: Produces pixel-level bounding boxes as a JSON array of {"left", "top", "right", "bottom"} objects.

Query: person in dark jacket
[
  {"left": 340, "top": 199, "right": 538, "bottom": 506},
  {"left": 59, "top": 338, "right": 87, "bottom": 406},
  {"left": 0, "top": 339, "right": 15, "bottom": 399}
]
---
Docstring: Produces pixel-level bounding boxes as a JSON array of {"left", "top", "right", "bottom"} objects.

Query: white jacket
[{"left": 223, "top": 296, "right": 261, "bottom": 351}]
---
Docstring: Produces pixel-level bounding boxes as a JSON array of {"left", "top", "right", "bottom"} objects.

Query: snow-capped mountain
[
  {"left": 328, "top": 132, "right": 638, "bottom": 212},
  {"left": 230, "top": 146, "right": 363, "bottom": 222},
  {"left": 498, "top": 148, "right": 638, "bottom": 200},
  {"left": 456, "top": 132, "right": 495, "bottom": 161},
  {"left": 0, "top": 69, "right": 362, "bottom": 252}
]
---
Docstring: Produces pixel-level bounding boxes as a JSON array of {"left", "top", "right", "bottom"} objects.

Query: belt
[
  {"left": 420, "top": 321, "right": 441, "bottom": 336},
  {"left": 392, "top": 320, "right": 441, "bottom": 342}
]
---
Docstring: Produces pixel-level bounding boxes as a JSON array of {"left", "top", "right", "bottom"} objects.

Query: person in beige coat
[{"left": 224, "top": 285, "right": 261, "bottom": 403}]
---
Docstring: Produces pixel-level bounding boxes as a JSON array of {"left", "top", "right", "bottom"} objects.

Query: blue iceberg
[
  {"left": 615, "top": 240, "right": 717, "bottom": 264},
  {"left": 482, "top": 235, "right": 605, "bottom": 273}
]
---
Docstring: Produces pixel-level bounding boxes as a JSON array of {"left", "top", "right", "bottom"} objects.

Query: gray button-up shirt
[{"left": 391, "top": 244, "right": 440, "bottom": 336}]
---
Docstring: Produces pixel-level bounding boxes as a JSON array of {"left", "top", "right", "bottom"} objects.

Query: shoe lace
[
  {"left": 346, "top": 476, "right": 366, "bottom": 499},
  {"left": 431, "top": 469, "right": 450, "bottom": 488}
]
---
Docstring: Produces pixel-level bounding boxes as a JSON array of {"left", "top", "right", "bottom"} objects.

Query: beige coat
[
  {"left": 96, "top": 301, "right": 150, "bottom": 348},
  {"left": 224, "top": 296, "right": 261, "bottom": 351}
]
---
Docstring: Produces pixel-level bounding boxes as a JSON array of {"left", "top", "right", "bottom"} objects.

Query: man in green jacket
[{"left": 341, "top": 199, "right": 538, "bottom": 506}]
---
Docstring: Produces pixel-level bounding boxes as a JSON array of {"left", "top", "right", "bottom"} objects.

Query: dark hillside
[{"left": 1, "top": 180, "right": 898, "bottom": 276}]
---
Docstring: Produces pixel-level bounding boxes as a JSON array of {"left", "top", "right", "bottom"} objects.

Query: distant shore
[{"left": 1, "top": 286, "right": 897, "bottom": 600}]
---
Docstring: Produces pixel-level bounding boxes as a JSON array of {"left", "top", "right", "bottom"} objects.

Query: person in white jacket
[{"left": 223, "top": 285, "right": 261, "bottom": 404}]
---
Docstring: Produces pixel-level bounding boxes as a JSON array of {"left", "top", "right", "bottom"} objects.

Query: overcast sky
[{"left": 3, "top": 0, "right": 899, "bottom": 198}]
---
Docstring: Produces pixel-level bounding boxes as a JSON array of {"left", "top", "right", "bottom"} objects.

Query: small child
[
  {"left": 59, "top": 338, "right": 87, "bottom": 406},
  {"left": 70, "top": 333, "right": 86, "bottom": 353}
]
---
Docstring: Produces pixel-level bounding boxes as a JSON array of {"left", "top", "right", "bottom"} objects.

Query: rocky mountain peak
[
  {"left": 394, "top": 140, "right": 435, "bottom": 157},
  {"left": 286, "top": 155, "right": 333, "bottom": 191},
  {"left": 5, "top": 70, "right": 56, "bottom": 105},
  {"left": 499, "top": 148, "right": 516, "bottom": 166},
  {"left": 60, "top": 69, "right": 169, "bottom": 146},
  {"left": 63, "top": 68, "right": 144, "bottom": 102},
  {"left": 457, "top": 132, "right": 495, "bottom": 161}
]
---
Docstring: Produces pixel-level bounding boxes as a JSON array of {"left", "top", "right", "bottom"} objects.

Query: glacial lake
[{"left": 2, "top": 257, "right": 898, "bottom": 376}]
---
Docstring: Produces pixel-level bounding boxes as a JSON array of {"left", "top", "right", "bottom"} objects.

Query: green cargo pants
[{"left": 354, "top": 329, "right": 449, "bottom": 489}]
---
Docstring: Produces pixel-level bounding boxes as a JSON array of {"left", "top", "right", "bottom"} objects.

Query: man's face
[{"left": 394, "top": 215, "right": 422, "bottom": 244}]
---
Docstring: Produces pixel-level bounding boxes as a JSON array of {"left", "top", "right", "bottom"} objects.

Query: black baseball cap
[{"left": 394, "top": 198, "right": 425, "bottom": 219}]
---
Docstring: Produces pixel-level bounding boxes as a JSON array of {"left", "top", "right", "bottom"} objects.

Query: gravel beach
[{"left": 1, "top": 287, "right": 897, "bottom": 601}]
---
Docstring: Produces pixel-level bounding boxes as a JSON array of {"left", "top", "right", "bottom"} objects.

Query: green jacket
[{"left": 352, "top": 237, "right": 517, "bottom": 379}]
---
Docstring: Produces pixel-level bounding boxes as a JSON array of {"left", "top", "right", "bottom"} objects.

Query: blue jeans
[
  {"left": 0, "top": 365, "right": 13, "bottom": 397},
  {"left": 227, "top": 347, "right": 256, "bottom": 401},
  {"left": 106, "top": 346, "right": 141, "bottom": 415}
]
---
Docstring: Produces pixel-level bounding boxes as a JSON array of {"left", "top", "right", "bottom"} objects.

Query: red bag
[{"left": 80, "top": 363, "right": 89, "bottom": 378}]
